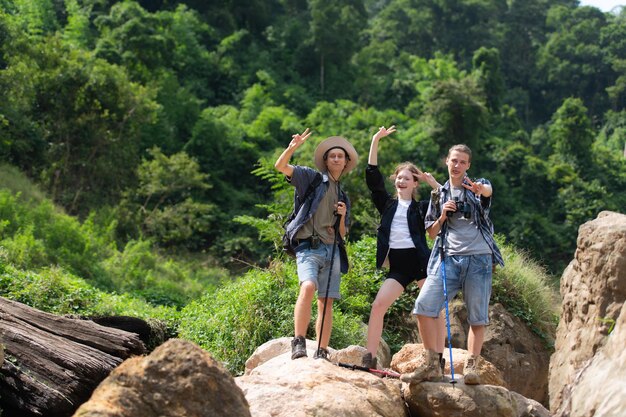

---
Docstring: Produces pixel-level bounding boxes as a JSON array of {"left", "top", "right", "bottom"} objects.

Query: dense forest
[{"left": 0, "top": 0, "right": 625, "bottom": 276}]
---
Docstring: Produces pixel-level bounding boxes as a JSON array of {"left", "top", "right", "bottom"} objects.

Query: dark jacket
[{"left": 365, "top": 164, "right": 431, "bottom": 277}]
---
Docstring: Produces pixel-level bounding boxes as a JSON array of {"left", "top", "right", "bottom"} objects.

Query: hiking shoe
[
  {"left": 291, "top": 336, "right": 307, "bottom": 360},
  {"left": 463, "top": 354, "right": 481, "bottom": 385},
  {"left": 400, "top": 349, "right": 443, "bottom": 383},
  {"left": 361, "top": 352, "right": 377, "bottom": 369},
  {"left": 440, "top": 356, "right": 446, "bottom": 375},
  {"left": 313, "top": 347, "right": 330, "bottom": 361}
]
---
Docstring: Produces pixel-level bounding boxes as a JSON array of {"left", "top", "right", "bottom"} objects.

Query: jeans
[
  {"left": 413, "top": 254, "right": 492, "bottom": 325},
  {"left": 295, "top": 242, "right": 341, "bottom": 299}
]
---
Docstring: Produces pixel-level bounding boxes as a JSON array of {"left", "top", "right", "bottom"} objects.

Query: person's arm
[
  {"left": 275, "top": 128, "right": 312, "bottom": 178},
  {"left": 368, "top": 125, "right": 396, "bottom": 166},
  {"left": 425, "top": 191, "right": 456, "bottom": 240}
]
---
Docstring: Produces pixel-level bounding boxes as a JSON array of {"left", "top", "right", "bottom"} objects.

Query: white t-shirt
[{"left": 389, "top": 198, "right": 415, "bottom": 249}]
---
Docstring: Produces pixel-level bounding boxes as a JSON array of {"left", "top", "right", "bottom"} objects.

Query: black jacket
[{"left": 365, "top": 164, "right": 431, "bottom": 277}]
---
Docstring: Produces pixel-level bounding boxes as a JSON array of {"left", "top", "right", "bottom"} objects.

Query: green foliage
[
  {"left": 0, "top": 170, "right": 227, "bottom": 307},
  {"left": 178, "top": 263, "right": 300, "bottom": 374},
  {"left": 491, "top": 236, "right": 559, "bottom": 347},
  {"left": 0, "top": 260, "right": 180, "bottom": 336},
  {"left": 120, "top": 147, "right": 216, "bottom": 249}
]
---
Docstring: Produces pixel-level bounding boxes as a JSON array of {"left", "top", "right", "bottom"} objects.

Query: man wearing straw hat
[{"left": 275, "top": 128, "right": 359, "bottom": 361}]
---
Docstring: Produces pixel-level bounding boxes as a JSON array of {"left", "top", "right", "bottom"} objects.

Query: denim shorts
[
  {"left": 295, "top": 242, "right": 341, "bottom": 299},
  {"left": 413, "top": 254, "right": 492, "bottom": 325}
]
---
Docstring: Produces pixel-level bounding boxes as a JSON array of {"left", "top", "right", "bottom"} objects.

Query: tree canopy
[{"left": 0, "top": 0, "right": 624, "bottom": 275}]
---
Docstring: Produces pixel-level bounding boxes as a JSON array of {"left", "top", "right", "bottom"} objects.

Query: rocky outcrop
[
  {"left": 73, "top": 338, "right": 251, "bottom": 417},
  {"left": 0, "top": 297, "right": 145, "bottom": 417},
  {"left": 549, "top": 211, "right": 626, "bottom": 415},
  {"left": 555, "top": 304, "right": 626, "bottom": 417},
  {"left": 402, "top": 382, "right": 550, "bottom": 417},
  {"left": 239, "top": 338, "right": 550, "bottom": 417},
  {"left": 239, "top": 338, "right": 407, "bottom": 417}
]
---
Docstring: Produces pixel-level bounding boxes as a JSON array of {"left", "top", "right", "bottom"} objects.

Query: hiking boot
[
  {"left": 463, "top": 354, "right": 481, "bottom": 385},
  {"left": 291, "top": 336, "right": 307, "bottom": 360},
  {"left": 361, "top": 352, "right": 377, "bottom": 369},
  {"left": 313, "top": 347, "right": 330, "bottom": 361},
  {"left": 440, "top": 356, "right": 446, "bottom": 375},
  {"left": 400, "top": 349, "right": 443, "bottom": 383}
]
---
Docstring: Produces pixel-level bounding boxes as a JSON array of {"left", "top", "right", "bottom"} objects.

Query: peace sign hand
[
  {"left": 289, "top": 128, "right": 312, "bottom": 149},
  {"left": 373, "top": 125, "right": 397, "bottom": 141},
  {"left": 462, "top": 177, "right": 492, "bottom": 197}
]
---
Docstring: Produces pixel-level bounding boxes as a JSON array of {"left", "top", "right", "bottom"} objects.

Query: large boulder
[
  {"left": 554, "top": 303, "right": 626, "bottom": 416},
  {"left": 402, "top": 382, "right": 550, "bottom": 417},
  {"left": 416, "top": 300, "right": 552, "bottom": 404},
  {"left": 549, "top": 211, "right": 626, "bottom": 413},
  {"left": 73, "top": 338, "right": 251, "bottom": 417},
  {"left": 238, "top": 338, "right": 550, "bottom": 417},
  {"left": 238, "top": 339, "right": 407, "bottom": 417}
]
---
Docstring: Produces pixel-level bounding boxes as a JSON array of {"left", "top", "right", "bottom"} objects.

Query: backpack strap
[{"left": 296, "top": 173, "right": 323, "bottom": 207}]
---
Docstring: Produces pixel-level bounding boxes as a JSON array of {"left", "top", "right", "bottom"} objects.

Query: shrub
[
  {"left": 0, "top": 260, "right": 180, "bottom": 337},
  {"left": 492, "top": 235, "right": 559, "bottom": 347},
  {"left": 178, "top": 261, "right": 367, "bottom": 375}
]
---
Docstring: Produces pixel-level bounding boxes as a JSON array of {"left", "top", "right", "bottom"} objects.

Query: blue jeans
[
  {"left": 295, "top": 242, "right": 341, "bottom": 299},
  {"left": 413, "top": 254, "right": 492, "bottom": 325}
]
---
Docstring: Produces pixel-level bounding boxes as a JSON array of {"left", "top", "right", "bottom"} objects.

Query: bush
[
  {"left": 178, "top": 260, "right": 367, "bottom": 375},
  {"left": 492, "top": 235, "right": 559, "bottom": 347},
  {"left": 0, "top": 260, "right": 180, "bottom": 338},
  {"left": 0, "top": 186, "right": 227, "bottom": 308}
]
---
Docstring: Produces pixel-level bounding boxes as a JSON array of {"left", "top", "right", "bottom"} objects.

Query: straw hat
[{"left": 314, "top": 136, "right": 359, "bottom": 173}]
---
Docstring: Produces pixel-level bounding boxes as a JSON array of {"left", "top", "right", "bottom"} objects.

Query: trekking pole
[
  {"left": 439, "top": 221, "right": 457, "bottom": 385},
  {"left": 335, "top": 362, "right": 400, "bottom": 378},
  {"left": 316, "top": 184, "right": 342, "bottom": 358}
]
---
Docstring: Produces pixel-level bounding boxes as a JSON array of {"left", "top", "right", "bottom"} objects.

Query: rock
[
  {"left": 402, "top": 382, "right": 517, "bottom": 417},
  {"left": 245, "top": 337, "right": 334, "bottom": 374},
  {"left": 73, "top": 338, "right": 251, "bottom": 417},
  {"left": 510, "top": 392, "right": 552, "bottom": 417},
  {"left": 0, "top": 297, "right": 145, "bottom": 417},
  {"left": 479, "top": 303, "right": 551, "bottom": 405},
  {"left": 554, "top": 303, "right": 626, "bottom": 417},
  {"left": 549, "top": 211, "right": 626, "bottom": 413},
  {"left": 238, "top": 346, "right": 407, "bottom": 417}
]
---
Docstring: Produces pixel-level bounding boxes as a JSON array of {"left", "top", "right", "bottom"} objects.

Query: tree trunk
[{"left": 0, "top": 297, "right": 146, "bottom": 417}]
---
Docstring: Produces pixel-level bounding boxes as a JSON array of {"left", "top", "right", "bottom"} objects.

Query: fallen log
[{"left": 0, "top": 297, "right": 145, "bottom": 417}]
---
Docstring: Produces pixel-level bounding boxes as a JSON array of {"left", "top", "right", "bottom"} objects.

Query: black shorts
[{"left": 387, "top": 248, "right": 426, "bottom": 289}]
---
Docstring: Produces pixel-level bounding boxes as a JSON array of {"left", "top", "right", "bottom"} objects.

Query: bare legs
[
  {"left": 366, "top": 279, "right": 404, "bottom": 355},
  {"left": 418, "top": 315, "right": 484, "bottom": 358},
  {"left": 467, "top": 324, "right": 485, "bottom": 356},
  {"left": 294, "top": 281, "right": 316, "bottom": 338},
  {"left": 316, "top": 298, "right": 334, "bottom": 348},
  {"left": 294, "top": 281, "right": 336, "bottom": 349}
]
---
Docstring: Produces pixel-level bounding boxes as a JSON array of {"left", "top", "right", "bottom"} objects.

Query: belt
[{"left": 296, "top": 237, "right": 314, "bottom": 245}]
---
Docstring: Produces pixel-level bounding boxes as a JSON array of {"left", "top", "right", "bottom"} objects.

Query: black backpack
[{"left": 282, "top": 173, "right": 323, "bottom": 257}]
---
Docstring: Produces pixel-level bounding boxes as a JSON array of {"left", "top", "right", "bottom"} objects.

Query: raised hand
[
  {"left": 462, "top": 177, "right": 492, "bottom": 197},
  {"left": 289, "top": 128, "right": 312, "bottom": 149},
  {"left": 373, "top": 125, "right": 396, "bottom": 141},
  {"left": 418, "top": 171, "right": 440, "bottom": 189}
]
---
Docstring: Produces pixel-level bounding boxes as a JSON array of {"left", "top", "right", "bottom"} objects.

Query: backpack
[{"left": 282, "top": 173, "right": 323, "bottom": 257}]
